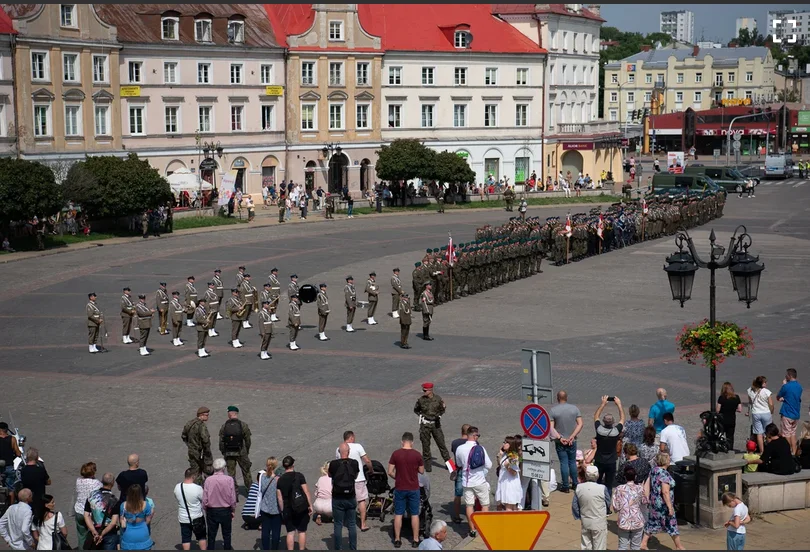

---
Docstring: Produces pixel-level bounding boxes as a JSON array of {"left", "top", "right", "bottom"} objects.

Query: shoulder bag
[
  {"left": 51, "top": 512, "right": 72, "bottom": 550},
  {"left": 180, "top": 484, "right": 206, "bottom": 537}
]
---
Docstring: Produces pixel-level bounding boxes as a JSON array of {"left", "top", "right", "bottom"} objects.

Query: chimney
[
  {"left": 692, "top": 44, "right": 699, "bottom": 57},
  {"left": 587, "top": 4, "right": 601, "bottom": 16},
  {"left": 641, "top": 45, "right": 651, "bottom": 52}
]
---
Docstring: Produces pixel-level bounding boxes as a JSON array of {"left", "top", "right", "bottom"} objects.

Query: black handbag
[{"left": 51, "top": 512, "right": 72, "bottom": 550}]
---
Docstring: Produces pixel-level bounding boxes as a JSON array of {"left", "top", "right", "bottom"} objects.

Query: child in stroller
[{"left": 364, "top": 460, "right": 433, "bottom": 539}]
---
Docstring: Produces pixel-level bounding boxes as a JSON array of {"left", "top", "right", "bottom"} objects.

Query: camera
[{"left": 607, "top": 396, "right": 615, "bottom": 402}]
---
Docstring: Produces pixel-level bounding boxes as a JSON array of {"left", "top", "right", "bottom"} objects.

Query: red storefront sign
[
  {"left": 562, "top": 142, "right": 594, "bottom": 151},
  {"left": 699, "top": 128, "right": 776, "bottom": 136}
]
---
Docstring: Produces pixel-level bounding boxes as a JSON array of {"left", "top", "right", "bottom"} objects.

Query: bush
[{"left": 0, "top": 158, "right": 62, "bottom": 227}]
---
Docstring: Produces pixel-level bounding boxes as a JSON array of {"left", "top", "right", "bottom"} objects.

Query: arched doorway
[
  {"left": 261, "top": 155, "right": 279, "bottom": 191},
  {"left": 166, "top": 159, "right": 186, "bottom": 176},
  {"left": 359, "top": 159, "right": 371, "bottom": 192},
  {"left": 328, "top": 153, "right": 349, "bottom": 194},
  {"left": 231, "top": 157, "right": 249, "bottom": 192},
  {"left": 561, "top": 150, "right": 584, "bottom": 179},
  {"left": 305, "top": 160, "right": 316, "bottom": 192}
]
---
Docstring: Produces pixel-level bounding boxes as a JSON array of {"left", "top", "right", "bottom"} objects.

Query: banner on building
[
  {"left": 218, "top": 170, "right": 238, "bottom": 206},
  {"left": 667, "top": 152, "right": 685, "bottom": 174}
]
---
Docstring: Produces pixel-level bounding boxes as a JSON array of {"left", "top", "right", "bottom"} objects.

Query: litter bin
[{"left": 671, "top": 459, "right": 697, "bottom": 524}]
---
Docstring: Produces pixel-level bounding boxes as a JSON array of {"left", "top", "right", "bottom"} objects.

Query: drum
[{"left": 298, "top": 284, "right": 318, "bottom": 303}]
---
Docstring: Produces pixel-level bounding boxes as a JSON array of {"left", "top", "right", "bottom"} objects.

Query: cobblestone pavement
[{"left": 1, "top": 182, "right": 809, "bottom": 549}]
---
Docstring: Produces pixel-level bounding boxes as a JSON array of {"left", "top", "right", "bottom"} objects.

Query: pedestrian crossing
[{"left": 760, "top": 178, "right": 807, "bottom": 188}]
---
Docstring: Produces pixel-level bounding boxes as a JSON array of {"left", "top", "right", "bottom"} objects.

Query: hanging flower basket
[{"left": 676, "top": 319, "right": 754, "bottom": 368}]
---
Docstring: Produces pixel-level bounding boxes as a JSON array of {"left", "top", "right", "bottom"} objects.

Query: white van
[{"left": 765, "top": 154, "right": 794, "bottom": 179}]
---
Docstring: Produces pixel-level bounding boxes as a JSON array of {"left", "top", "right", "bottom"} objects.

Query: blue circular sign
[{"left": 521, "top": 404, "right": 551, "bottom": 440}]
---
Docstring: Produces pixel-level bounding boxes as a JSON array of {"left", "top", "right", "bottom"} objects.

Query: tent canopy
[{"left": 166, "top": 168, "right": 212, "bottom": 193}]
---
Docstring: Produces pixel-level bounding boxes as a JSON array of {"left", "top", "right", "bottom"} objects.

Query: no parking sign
[{"left": 520, "top": 404, "right": 551, "bottom": 440}]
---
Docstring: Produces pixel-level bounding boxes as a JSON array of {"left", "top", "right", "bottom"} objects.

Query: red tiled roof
[
  {"left": 264, "top": 4, "right": 315, "bottom": 47},
  {"left": 491, "top": 3, "right": 605, "bottom": 23},
  {"left": 0, "top": 5, "right": 18, "bottom": 34}
]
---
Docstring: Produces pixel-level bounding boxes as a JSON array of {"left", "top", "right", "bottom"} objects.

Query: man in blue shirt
[
  {"left": 648, "top": 388, "right": 675, "bottom": 435},
  {"left": 777, "top": 369, "right": 803, "bottom": 455}
]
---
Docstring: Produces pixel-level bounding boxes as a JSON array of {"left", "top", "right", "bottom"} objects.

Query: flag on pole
[
  {"left": 565, "top": 213, "right": 572, "bottom": 237},
  {"left": 597, "top": 213, "right": 604, "bottom": 240},
  {"left": 446, "top": 233, "right": 456, "bottom": 266},
  {"left": 641, "top": 198, "right": 648, "bottom": 215}
]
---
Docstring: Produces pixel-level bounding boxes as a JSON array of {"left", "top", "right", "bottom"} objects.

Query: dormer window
[
  {"left": 228, "top": 19, "right": 245, "bottom": 43},
  {"left": 195, "top": 18, "right": 212, "bottom": 42},
  {"left": 454, "top": 30, "right": 468, "bottom": 48},
  {"left": 60, "top": 5, "right": 76, "bottom": 28},
  {"left": 162, "top": 15, "right": 179, "bottom": 40},
  {"left": 329, "top": 21, "right": 344, "bottom": 41}
]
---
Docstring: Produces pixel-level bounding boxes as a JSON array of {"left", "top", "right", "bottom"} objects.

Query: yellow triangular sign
[{"left": 471, "top": 511, "right": 550, "bottom": 550}]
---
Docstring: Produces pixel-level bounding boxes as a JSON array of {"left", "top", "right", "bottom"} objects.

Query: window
[
  {"left": 609, "top": 109, "right": 618, "bottom": 121},
  {"left": 94, "top": 105, "right": 109, "bottom": 136},
  {"left": 484, "top": 67, "right": 498, "bottom": 86},
  {"left": 676, "top": 72, "right": 684, "bottom": 84},
  {"left": 726, "top": 90, "right": 734, "bottom": 99},
  {"left": 516, "top": 67, "right": 528, "bottom": 86},
  {"left": 197, "top": 62, "right": 211, "bottom": 84},
  {"left": 714, "top": 72, "right": 723, "bottom": 86},
  {"left": 31, "top": 52, "right": 48, "bottom": 81},
  {"left": 162, "top": 16, "right": 178, "bottom": 40},
  {"left": 422, "top": 67, "right": 434, "bottom": 86},
  {"left": 329, "top": 62, "right": 343, "bottom": 86},
  {"left": 694, "top": 91, "right": 702, "bottom": 102},
  {"left": 60, "top": 4, "right": 76, "bottom": 27},
  {"left": 695, "top": 72, "right": 702, "bottom": 83},
  {"left": 230, "top": 63, "right": 243, "bottom": 85},
  {"left": 92, "top": 55, "right": 107, "bottom": 83},
  {"left": 421, "top": 104, "right": 434, "bottom": 128},
  {"left": 454, "top": 30, "right": 468, "bottom": 48},
  {"left": 34, "top": 105, "right": 50, "bottom": 136},
  {"left": 657, "top": 73, "right": 664, "bottom": 83},
  {"left": 228, "top": 20, "right": 244, "bottom": 43},
  {"left": 728, "top": 72, "right": 735, "bottom": 83},
  {"left": 644, "top": 91, "right": 652, "bottom": 102},
  {"left": 645, "top": 74, "right": 652, "bottom": 84},
  {"left": 260, "top": 64, "right": 273, "bottom": 85},
  {"left": 65, "top": 105, "right": 80, "bottom": 136},
  {"left": 62, "top": 53, "right": 78, "bottom": 82},
  {"left": 746, "top": 71, "right": 753, "bottom": 82},
  {"left": 164, "top": 62, "right": 177, "bottom": 84},
  {"left": 356, "top": 104, "right": 369, "bottom": 129},
  {"left": 388, "top": 104, "right": 401, "bottom": 128},
  {"left": 551, "top": 30, "right": 558, "bottom": 49},
  {"left": 676, "top": 91, "right": 683, "bottom": 102},
  {"left": 195, "top": 19, "right": 212, "bottom": 42},
  {"left": 484, "top": 104, "right": 497, "bottom": 127},
  {"left": 609, "top": 91, "right": 618, "bottom": 102},
  {"left": 128, "top": 61, "right": 142, "bottom": 84},
  {"left": 627, "top": 74, "right": 635, "bottom": 84},
  {"left": 453, "top": 104, "right": 466, "bottom": 127},
  {"left": 329, "top": 103, "right": 344, "bottom": 129},
  {"left": 573, "top": 32, "right": 578, "bottom": 51},
  {"left": 198, "top": 105, "right": 212, "bottom": 132},
  {"left": 261, "top": 105, "right": 274, "bottom": 131},
  {"left": 515, "top": 104, "right": 528, "bottom": 127},
  {"left": 549, "top": 64, "right": 555, "bottom": 85},
  {"left": 356, "top": 62, "right": 369, "bottom": 86},
  {"left": 301, "top": 62, "right": 315, "bottom": 85},
  {"left": 129, "top": 106, "right": 144, "bottom": 135},
  {"left": 627, "top": 91, "right": 635, "bottom": 102},
  {"left": 454, "top": 67, "right": 467, "bottom": 86},
  {"left": 301, "top": 103, "right": 315, "bottom": 130},
  {"left": 329, "top": 21, "right": 343, "bottom": 41},
  {"left": 164, "top": 106, "right": 179, "bottom": 133},
  {"left": 388, "top": 66, "right": 401, "bottom": 85},
  {"left": 562, "top": 31, "right": 569, "bottom": 50},
  {"left": 610, "top": 73, "right": 618, "bottom": 84},
  {"left": 230, "top": 105, "right": 244, "bottom": 131}
]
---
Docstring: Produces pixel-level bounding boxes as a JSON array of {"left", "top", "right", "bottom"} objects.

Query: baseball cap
[{"left": 746, "top": 440, "right": 757, "bottom": 452}]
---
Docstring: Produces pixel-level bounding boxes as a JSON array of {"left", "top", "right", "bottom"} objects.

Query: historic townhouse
[
  {"left": 0, "top": 7, "right": 15, "bottom": 156},
  {"left": 96, "top": 4, "right": 286, "bottom": 194}
]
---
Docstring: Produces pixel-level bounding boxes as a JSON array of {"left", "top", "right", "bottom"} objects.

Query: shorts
[
  {"left": 393, "top": 489, "right": 420, "bottom": 516},
  {"left": 355, "top": 480, "right": 369, "bottom": 502},
  {"left": 283, "top": 509, "right": 310, "bottom": 533},
  {"left": 4, "top": 466, "right": 16, "bottom": 491},
  {"left": 781, "top": 417, "right": 798, "bottom": 438},
  {"left": 463, "top": 482, "right": 491, "bottom": 507},
  {"left": 751, "top": 412, "right": 772, "bottom": 435},
  {"left": 180, "top": 517, "right": 207, "bottom": 543},
  {"left": 454, "top": 473, "right": 463, "bottom": 498}
]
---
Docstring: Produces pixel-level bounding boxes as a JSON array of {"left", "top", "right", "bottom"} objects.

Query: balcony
[
  {"left": 712, "top": 79, "right": 724, "bottom": 89},
  {"left": 654, "top": 80, "right": 665, "bottom": 89},
  {"left": 555, "top": 120, "right": 621, "bottom": 136}
]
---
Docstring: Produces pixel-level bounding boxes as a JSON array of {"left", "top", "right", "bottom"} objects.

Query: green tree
[
  {"left": 430, "top": 151, "right": 476, "bottom": 184},
  {"left": 0, "top": 158, "right": 62, "bottom": 226},
  {"left": 375, "top": 139, "right": 435, "bottom": 182},
  {"left": 63, "top": 152, "right": 172, "bottom": 219}
]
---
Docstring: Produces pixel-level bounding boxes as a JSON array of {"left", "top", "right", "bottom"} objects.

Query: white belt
[{"left": 174, "top": 310, "right": 184, "bottom": 314}]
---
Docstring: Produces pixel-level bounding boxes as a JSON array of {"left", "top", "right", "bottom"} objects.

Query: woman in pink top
[
  {"left": 611, "top": 465, "right": 646, "bottom": 550},
  {"left": 312, "top": 462, "right": 333, "bottom": 525}
]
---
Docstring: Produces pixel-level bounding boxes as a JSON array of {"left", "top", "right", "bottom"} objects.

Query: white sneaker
[
  {"left": 346, "top": 324, "right": 355, "bottom": 332},
  {"left": 122, "top": 336, "right": 128, "bottom": 344},
  {"left": 232, "top": 339, "right": 243, "bottom": 348},
  {"left": 198, "top": 348, "right": 209, "bottom": 358},
  {"left": 242, "top": 321, "right": 252, "bottom": 329},
  {"left": 216, "top": 313, "right": 223, "bottom": 320},
  {"left": 260, "top": 351, "right": 271, "bottom": 360},
  {"left": 368, "top": 317, "right": 377, "bottom": 325},
  {"left": 186, "top": 320, "right": 195, "bottom": 327},
  {"left": 89, "top": 345, "right": 97, "bottom": 353},
  {"left": 289, "top": 341, "right": 300, "bottom": 350},
  {"left": 319, "top": 332, "right": 329, "bottom": 341},
  {"left": 208, "top": 329, "right": 217, "bottom": 337},
  {"left": 392, "top": 311, "right": 399, "bottom": 319},
  {"left": 139, "top": 347, "right": 150, "bottom": 356},
  {"left": 271, "top": 314, "right": 279, "bottom": 322}
]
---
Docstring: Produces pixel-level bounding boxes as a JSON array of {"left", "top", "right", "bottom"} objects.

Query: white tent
[{"left": 166, "top": 168, "right": 212, "bottom": 194}]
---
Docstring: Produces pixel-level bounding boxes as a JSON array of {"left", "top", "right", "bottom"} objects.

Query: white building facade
[
  {"left": 735, "top": 17, "right": 757, "bottom": 37},
  {"left": 660, "top": 10, "right": 695, "bottom": 45}
]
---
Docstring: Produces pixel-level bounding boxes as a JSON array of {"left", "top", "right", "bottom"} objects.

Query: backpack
[
  {"left": 468, "top": 444, "right": 486, "bottom": 470},
  {"left": 290, "top": 474, "right": 308, "bottom": 514},
  {"left": 331, "top": 460, "right": 356, "bottom": 498},
  {"left": 222, "top": 419, "right": 243, "bottom": 452}
]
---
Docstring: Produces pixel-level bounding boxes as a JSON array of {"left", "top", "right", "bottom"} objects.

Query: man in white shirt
[
  {"left": 660, "top": 413, "right": 690, "bottom": 463},
  {"left": 174, "top": 468, "right": 207, "bottom": 551},
  {"left": 0, "top": 488, "right": 33, "bottom": 550},
  {"left": 454, "top": 426, "right": 492, "bottom": 538},
  {"left": 336, "top": 430, "right": 373, "bottom": 532}
]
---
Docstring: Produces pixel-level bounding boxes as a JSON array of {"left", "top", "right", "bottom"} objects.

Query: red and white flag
[
  {"left": 446, "top": 234, "right": 456, "bottom": 266},
  {"left": 641, "top": 198, "right": 648, "bottom": 215},
  {"left": 565, "top": 214, "right": 572, "bottom": 237},
  {"left": 446, "top": 459, "right": 456, "bottom": 472},
  {"left": 597, "top": 213, "right": 604, "bottom": 239}
]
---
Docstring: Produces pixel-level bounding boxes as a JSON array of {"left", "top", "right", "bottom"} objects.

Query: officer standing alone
[
  {"left": 86, "top": 292, "right": 104, "bottom": 354},
  {"left": 414, "top": 383, "right": 451, "bottom": 471},
  {"left": 182, "top": 406, "right": 213, "bottom": 484},
  {"left": 398, "top": 292, "right": 412, "bottom": 349},
  {"left": 391, "top": 268, "right": 403, "bottom": 319},
  {"left": 419, "top": 281, "right": 435, "bottom": 341}
]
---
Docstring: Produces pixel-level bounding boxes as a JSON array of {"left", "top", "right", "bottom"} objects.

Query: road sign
[
  {"left": 471, "top": 511, "right": 550, "bottom": 550},
  {"left": 521, "top": 349, "right": 553, "bottom": 404},
  {"left": 522, "top": 438, "right": 550, "bottom": 463},
  {"left": 713, "top": 148, "right": 720, "bottom": 159},
  {"left": 733, "top": 141, "right": 741, "bottom": 151},
  {"left": 523, "top": 461, "right": 552, "bottom": 481},
  {"left": 199, "top": 158, "right": 218, "bottom": 171},
  {"left": 520, "top": 404, "right": 551, "bottom": 440},
  {"left": 733, "top": 133, "right": 742, "bottom": 142}
]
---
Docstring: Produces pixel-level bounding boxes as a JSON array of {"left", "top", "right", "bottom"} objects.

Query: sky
[{"left": 599, "top": 3, "right": 807, "bottom": 43}]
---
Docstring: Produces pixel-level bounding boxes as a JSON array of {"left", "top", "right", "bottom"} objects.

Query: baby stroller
[
  {"left": 365, "top": 460, "right": 393, "bottom": 522},
  {"left": 415, "top": 485, "right": 433, "bottom": 539}
]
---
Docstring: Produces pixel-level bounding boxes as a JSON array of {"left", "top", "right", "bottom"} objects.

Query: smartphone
[{"left": 607, "top": 396, "right": 615, "bottom": 402}]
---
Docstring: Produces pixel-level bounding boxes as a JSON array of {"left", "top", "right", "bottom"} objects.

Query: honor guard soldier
[
  {"left": 170, "top": 291, "right": 185, "bottom": 346},
  {"left": 258, "top": 301, "right": 274, "bottom": 360},
  {"left": 260, "top": 283, "right": 273, "bottom": 315},
  {"left": 365, "top": 272, "right": 379, "bottom": 325},
  {"left": 219, "top": 406, "right": 252, "bottom": 496},
  {"left": 419, "top": 282, "right": 435, "bottom": 341},
  {"left": 398, "top": 292, "right": 412, "bottom": 349},
  {"left": 156, "top": 282, "right": 170, "bottom": 335},
  {"left": 288, "top": 274, "right": 300, "bottom": 304},
  {"left": 239, "top": 274, "right": 255, "bottom": 329},
  {"left": 182, "top": 406, "right": 213, "bottom": 483},
  {"left": 212, "top": 269, "right": 225, "bottom": 320},
  {"left": 414, "top": 383, "right": 451, "bottom": 471},
  {"left": 120, "top": 287, "right": 136, "bottom": 344},
  {"left": 135, "top": 294, "right": 155, "bottom": 356},
  {"left": 316, "top": 283, "right": 330, "bottom": 341},
  {"left": 391, "top": 268, "right": 403, "bottom": 319},
  {"left": 184, "top": 276, "right": 198, "bottom": 327},
  {"left": 288, "top": 294, "right": 301, "bottom": 350},
  {"left": 268, "top": 268, "right": 282, "bottom": 322},
  {"left": 86, "top": 292, "right": 104, "bottom": 353},
  {"left": 204, "top": 282, "right": 220, "bottom": 337},
  {"left": 225, "top": 289, "right": 245, "bottom": 348},
  {"left": 344, "top": 276, "right": 357, "bottom": 332},
  {"left": 195, "top": 298, "right": 211, "bottom": 357},
  {"left": 236, "top": 266, "right": 247, "bottom": 289}
]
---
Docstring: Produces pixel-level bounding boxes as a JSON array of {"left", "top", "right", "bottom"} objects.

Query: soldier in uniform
[
  {"left": 239, "top": 274, "right": 255, "bottom": 329},
  {"left": 288, "top": 294, "right": 301, "bottom": 350},
  {"left": 86, "top": 292, "right": 104, "bottom": 354},
  {"left": 219, "top": 406, "right": 252, "bottom": 496},
  {"left": 365, "top": 272, "right": 379, "bottom": 325},
  {"left": 120, "top": 287, "right": 136, "bottom": 344},
  {"left": 184, "top": 276, "right": 198, "bottom": 327},
  {"left": 267, "top": 268, "right": 282, "bottom": 322},
  {"left": 414, "top": 383, "right": 451, "bottom": 471},
  {"left": 258, "top": 301, "right": 274, "bottom": 360},
  {"left": 288, "top": 274, "right": 300, "bottom": 305},
  {"left": 419, "top": 281, "right": 435, "bottom": 341},
  {"left": 325, "top": 193, "right": 335, "bottom": 219},
  {"left": 344, "top": 275, "right": 357, "bottom": 332},
  {"left": 436, "top": 185, "right": 445, "bottom": 214},
  {"left": 135, "top": 294, "right": 155, "bottom": 356},
  {"left": 398, "top": 292, "right": 412, "bottom": 349},
  {"left": 182, "top": 407, "right": 213, "bottom": 483},
  {"left": 212, "top": 269, "right": 225, "bottom": 320},
  {"left": 169, "top": 291, "right": 185, "bottom": 346},
  {"left": 235, "top": 266, "right": 246, "bottom": 289},
  {"left": 278, "top": 195, "right": 286, "bottom": 223},
  {"left": 195, "top": 298, "right": 211, "bottom": 357},
  {"left": 412, "top": 262, "right": 424, "bottom": 311},
  {"left": 204, "top": 281, "right": 220, "bottom": 337},
  {"left": 504, "top": 186, "right": 515, "bottom": 211},
  {"left": 225, "top": 289, "right": 245, "bottom": 348},
  {"left": 155, "top": 282, "right": 170, "bottom": 335},
  {"left": 391, "top": 267, "right": 403, "bottom": 319},
  {"left": 316, "top": 283, "right": 330, "bottom": 341},
  {"left": 260, "top": 282, "right": 273, "bottom": 315}
]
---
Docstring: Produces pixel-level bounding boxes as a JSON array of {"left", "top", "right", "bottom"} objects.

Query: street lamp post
[{"left": 198, "top": 139, "right": 224, "bottom": 213}]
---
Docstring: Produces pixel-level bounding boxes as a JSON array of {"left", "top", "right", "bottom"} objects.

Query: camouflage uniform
[
  {"left": 182, "top": 416, "right": 213, "bottom": 483},
  {"left": 219, "top": 419, "right": 252, "bottom": 492},
  {"left": 414, "top": 392, "right": 450, "bottom": 471}
]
